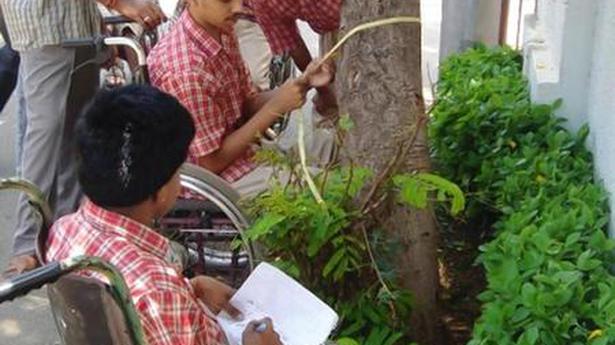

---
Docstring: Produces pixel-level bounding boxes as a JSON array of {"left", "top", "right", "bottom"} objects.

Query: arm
[
  {"left": 288, "top": 32, "right": 338, "bottom": 117},
  {"left": 139, "top": 291, "right": 282, "bottom": 345},
  {"left": 245, "top": 57, "right": 337, "bottom": 121},
  {"left": 201, "top": 80, "right": 309, "bottom": 173},
  {"left": 289, "top": 39, "right": 313, "bottom": 73},
  {"left": 244, "top": 89, "right": 276, "bottom": 117},
  {"left": 171, "top": 75, "right": 306, "bottom": 174},
  {"left": 199, "top": 101, "right": 283, "bottom": 173},
  {"left": 97, "top": 0, "right": 166, "bottom": 28},
  {"left": 138, "top": 291, "right": 227, "bottom": 345},
  {"left": 190, "top": 276, "right": 240, "bottom": 317}
]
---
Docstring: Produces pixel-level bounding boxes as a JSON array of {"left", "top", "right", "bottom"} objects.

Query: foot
[{"left": 2, "top": 254, "right": 40, "bottom": 279}]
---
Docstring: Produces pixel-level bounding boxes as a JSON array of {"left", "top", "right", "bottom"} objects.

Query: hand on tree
[
  {"left": 112, "top": 0, "right": 166, "bottom": 29},
  {"left": 190, "top": 276, "right": 241, "bottom": 318},
  {"left": 242, "top": 318, "right": 283, "bottom": 345},
  {"left": 265, "top": 79, "right": 307, "bottom": 116},
  {"left": 300, "top": 58, "right": 335, "bottom": 89}
]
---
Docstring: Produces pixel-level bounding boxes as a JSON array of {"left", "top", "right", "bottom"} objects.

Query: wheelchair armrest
[
  {"left": 102, "top": 15, "right": 134, "bottom": 25},
  {"left": 0, "top": 262, "right": 63, "bottom": 303}
]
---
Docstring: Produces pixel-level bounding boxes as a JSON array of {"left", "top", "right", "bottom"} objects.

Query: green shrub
[
  {"left": 430, "top": 45, "right": 615, "bottom": 344},
  {"left": 243, "top": 151, "right": 463, "bottom": 344}
]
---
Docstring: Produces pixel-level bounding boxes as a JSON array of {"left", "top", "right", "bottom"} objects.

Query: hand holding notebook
[{"left": 217, "top": 262, "right": 339, "bottom": 345}]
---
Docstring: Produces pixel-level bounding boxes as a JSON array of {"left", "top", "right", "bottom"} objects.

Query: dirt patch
[{"left": 438, "top": 217, "right": 489, "bottom": 345}]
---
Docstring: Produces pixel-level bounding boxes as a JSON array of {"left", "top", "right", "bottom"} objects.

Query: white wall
[
  {"left": 524, "top": 0, "right": 597, "bottom": 132},
  {"left": 586, "top": 0, "right": 615, "bottom": 236},
  {"left": 440, "top": 0, "right": 502, "bottom": 61},
  {"left": 524, "top": 0, "right": 615, "bottom": 235}
]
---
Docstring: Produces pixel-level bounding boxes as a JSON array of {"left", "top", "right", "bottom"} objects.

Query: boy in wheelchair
[
  {"left": 148, "top": 0, "right": 336, "bottom": 198},
  {"left": 46, "top": 85, "right": 281, "bottom": 345}
]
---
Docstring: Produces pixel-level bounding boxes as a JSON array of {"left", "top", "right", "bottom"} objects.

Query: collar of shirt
[
  {"left": 79, "top": 199, "right": 170, "bottom": 261},
  {"left": 180, "top": 10, "right": 233, "bottom": 58}
]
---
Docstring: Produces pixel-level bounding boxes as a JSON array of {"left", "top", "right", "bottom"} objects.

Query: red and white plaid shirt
[
  {"left": 148, "top": 10, "right": 256, "bottom": 183},
  {"left": 247, "top": 0, "right": 341, "bottom": 54},
  {"left": 46, "top": 199, "right": 226, "bottom": 345}
]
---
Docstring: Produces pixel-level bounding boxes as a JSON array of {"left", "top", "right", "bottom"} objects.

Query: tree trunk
[{"left": 336, "top": 1, "right": 441, "bottom": 344}]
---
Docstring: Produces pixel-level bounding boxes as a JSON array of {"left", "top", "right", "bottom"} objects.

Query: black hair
[{"left": 76, "top": 84, "right": 195, "bottom": 207}]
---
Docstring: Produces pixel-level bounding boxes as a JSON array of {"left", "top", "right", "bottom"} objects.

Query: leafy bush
[
  {"left": 430, "top": 45, "right": 615, "bottom": 344},
  {"left": 243, "top": 148, "right": 463, "bottom": 345}
]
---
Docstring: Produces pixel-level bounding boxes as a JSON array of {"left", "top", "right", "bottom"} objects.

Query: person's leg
[
  {"left": 231, "top": 163, "right": 325, "bottom": 199},
  {"left": 304, "top": 127, "right": 336, "bottom": 167},
  {"left": 235, "top": 19, "right": 272, "bottom": 90},
  {"left": 54, "top": 45, "right": 98, "bottom": 219},
  {"left": 14, "top": 73, "right": 26, "bottom": 177},
  {"left": 231, "top": 166, "right": 291, "bottom": 199},
  {"left": 11, "top": 46, "right": 75, "bottom": 260}
]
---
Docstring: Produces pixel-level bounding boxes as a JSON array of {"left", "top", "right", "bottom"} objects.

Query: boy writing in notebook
[
  {"left": 147, "top": 0, "right": 335, "bottom": 198},
  {"left": 46, "top": 85, "right": 282, "bottom": 345}
]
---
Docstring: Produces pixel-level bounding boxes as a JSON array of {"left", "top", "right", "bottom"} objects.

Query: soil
[{"left": 438, "top": 217, "right": 490, "bottom": 345}]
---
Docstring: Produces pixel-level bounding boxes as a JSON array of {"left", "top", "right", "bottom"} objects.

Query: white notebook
[{"left": 216, "top": 262, "right": 339, "bottom": 345}]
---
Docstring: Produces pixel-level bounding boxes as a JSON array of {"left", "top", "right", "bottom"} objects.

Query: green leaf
[
  {"left": 339, "top": 114, "right": 355, "bottom": 131},
  {"left": 552, "top": 98, "right": 563, "bottom": 110},
  {"left": 520, "top": 326, "right": 539, "bottom": 344},
  {"left": 394, "top": 173, "right": 465, "bottom": 215},
  {"left": 247, "top": 214, "right": 286, "bottom": 239},
  {"left": 323, "top": 248, "right": 346, "bottom": 278},
  {"left": 577, "top": 250, "right": 601, "bottom": 271},
  {"left": 336, "top": 338, "right": 360, "bottom": 345}
]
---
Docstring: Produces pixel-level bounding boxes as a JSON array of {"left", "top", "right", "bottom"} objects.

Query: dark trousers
[{"left": 0, "top": 5, "right": 19, "bottom": 112}]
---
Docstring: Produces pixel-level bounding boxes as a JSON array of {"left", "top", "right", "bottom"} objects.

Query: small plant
[{"left": 243, "top": 128, "right": 464, "bottom": 344}]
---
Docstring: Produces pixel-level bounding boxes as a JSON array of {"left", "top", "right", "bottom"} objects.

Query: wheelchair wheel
[{"left": 160, "top": 164, "right": 255, "bottom": 286}]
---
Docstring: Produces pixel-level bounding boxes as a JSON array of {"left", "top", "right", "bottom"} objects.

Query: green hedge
[{"left": 430, "top": 45, "right": 615, "bottom": 345}]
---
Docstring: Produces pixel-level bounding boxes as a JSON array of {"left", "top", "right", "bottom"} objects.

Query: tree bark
[{"left": 336, "top": 1, "right": 441, "bottom": 344}]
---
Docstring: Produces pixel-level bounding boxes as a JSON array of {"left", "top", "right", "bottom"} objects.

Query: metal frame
[{"left": 0, "top": 256, "right": 147, "bottom": 345}]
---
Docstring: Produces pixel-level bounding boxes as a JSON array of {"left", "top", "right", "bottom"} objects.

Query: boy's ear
[
  {"left": 151, "top": 186, "right": 167, "bottom": 205},
  {"left": 150, "top": 188, "right": 169, "bottom": 219}
]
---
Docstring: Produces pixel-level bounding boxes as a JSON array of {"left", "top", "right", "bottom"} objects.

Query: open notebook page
[{"left": 216, "top": 262, "right": 339, "bottom": 345}]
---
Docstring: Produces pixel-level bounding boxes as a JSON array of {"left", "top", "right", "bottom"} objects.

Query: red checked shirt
[
  {"left": 247, "top": 0, "right": 341, "bottom": 54},
  {"left": 148, "top": 10, "right": 256, "bottom": 183},
  {"left": 46, "top": 200, "right": 226, "bottom": 345}
]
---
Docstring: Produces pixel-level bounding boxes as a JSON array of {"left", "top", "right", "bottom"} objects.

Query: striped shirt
[{"left": 0, "top": 0, "right": 101, "bottom": 51}]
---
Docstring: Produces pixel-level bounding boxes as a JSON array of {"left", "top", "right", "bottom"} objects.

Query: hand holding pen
[{"left": 242, "top": 317, "right": 283, "bottom": 345}]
